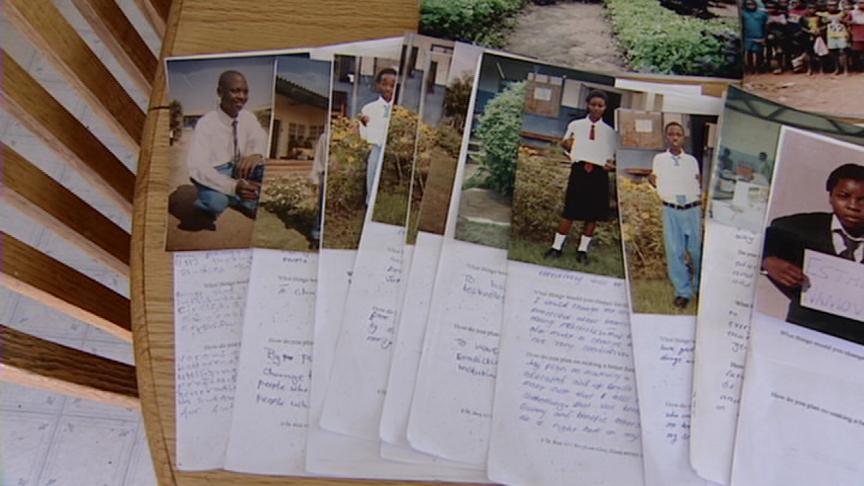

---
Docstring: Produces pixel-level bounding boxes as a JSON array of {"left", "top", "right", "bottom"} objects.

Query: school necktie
[
  {"left": 672, "top": 154, "right": 680, "bottom": 166},
  {"left": 232, "top": 119, "right": 240, "bottom": 164},
  {"left": 836, "top": 230, "right": 862, "bottom": 262},
  {"left": 589, "top": 123, "right": 595, "bottom": 141}
]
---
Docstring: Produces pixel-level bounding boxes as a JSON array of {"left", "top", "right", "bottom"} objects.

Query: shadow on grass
[
  {"left": 509, "top": 238, "right": 624, "bottom": 278},
  {"left": 629, "top": 278, "right": 698, "bottom": 315}
]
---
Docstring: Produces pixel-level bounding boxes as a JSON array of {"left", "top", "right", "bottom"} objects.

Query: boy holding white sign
[{"left": 761, "top": 162, "right": 864, "bottom": 343}]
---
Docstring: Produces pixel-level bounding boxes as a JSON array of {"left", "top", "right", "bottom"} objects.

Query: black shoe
[
  {"left": 544, "top": 248, "right": 562, "bottom": 259},
  {"left": 576, "top": 251, "right": 588, "bottom": 264},
  {"left": 673, "top": 296, "right": 690, "bottom": 309}
]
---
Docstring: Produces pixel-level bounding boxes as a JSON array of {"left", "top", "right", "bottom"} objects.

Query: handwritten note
[
  {"left": 486, "top": 262, "right": 644, "bottom": 486},
  {"left": 630, "top": 314, "right": 711, "bottom": 486},
  {"left": 802, "top": 249, "right": 864, "bottom": 321},
  {"left": 319, "top": 221, "right": 405, "bottom": 440},
  {"left": 222, "top": 249, "right": 317, "bottom": 475},
  {"left": 690, "top": 222, "right": 761, "bottom": 484},
  {"left": 173, "top": 250, "right": 252, "bottom": 471},
  {"left": 306, "top": 248, "right": 484, "bottom": 481},
  {"left": 408, "top": 240, "right": 507, "bottom": 465}
]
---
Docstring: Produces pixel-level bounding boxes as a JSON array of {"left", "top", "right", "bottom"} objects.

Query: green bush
[
  {"left": 604, "top": 0, "right": 740, "bottom": 77},
  {"left": 475, "top": 81, "right": 526, "bottom": 197},
  {"left": 511, "top": 147, "right": 619, "bottom": 252},
  {"left": 260, "top": 176, "right": 319, "bottom": 225},
  {"left": 420, "top": 0, "right": 525, "bottom": 47},
  {"left": 325, "top": 116, "right": 369, "bottom": 213}
]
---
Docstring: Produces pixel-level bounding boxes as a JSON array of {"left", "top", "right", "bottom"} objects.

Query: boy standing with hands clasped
[
  {"left": 649, "top": 122, "right": 703, "bottom": 309},
  {"left": 359, "top": 68, "right": 397, "bottom": 205}
]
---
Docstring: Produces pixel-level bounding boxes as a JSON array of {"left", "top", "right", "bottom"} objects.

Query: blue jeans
[
  {"left": 366, "top": 144, "right": 383, "bottom": 206},
  {"left": 662, "top": 205, "right": 703, "bottom": 299},
  {"left": 192, "top": 162, "right": 264, "bottom": 217}
]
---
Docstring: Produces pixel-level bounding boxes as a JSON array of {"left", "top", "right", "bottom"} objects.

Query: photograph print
[
  {"left": 742, "top": 0, "right": 864, "bottom": 117},
  {"left": 250, "top": 56, "right": 332, "bottom": 252},
  {"left": 369, "top": 38, "right": 426, "bottom": 228},
  {"left": 755, "top": 126, "right": 864, "bottom": 344},
  {"left": 321, "top": 54, "right": 400, "bottom": 250},
  {"left": 616, "top": 109, "right": 719, "bottom": 315},
  {"left": 165, "top": 55, "right": 276, "bottom": 251}
]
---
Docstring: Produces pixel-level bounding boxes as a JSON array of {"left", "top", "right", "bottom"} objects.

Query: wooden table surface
[
  {"left": 131, "top": 1, "right": 426, "bottom": 484},
  {"left": 132, "top": 3, "right": 747, "bottom": 484}
]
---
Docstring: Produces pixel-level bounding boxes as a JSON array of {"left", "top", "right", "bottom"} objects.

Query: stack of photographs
[{"left": 166, "top": 3, "right": 864, "bottom": 484}]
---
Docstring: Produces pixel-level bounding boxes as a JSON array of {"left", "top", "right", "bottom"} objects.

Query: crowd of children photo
[{"left": 743, "top": 0, "right": 864, "bottom": 75}]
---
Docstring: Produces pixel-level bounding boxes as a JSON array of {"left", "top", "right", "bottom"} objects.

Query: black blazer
[{"left": 763, "top": 212, "right": 864, "bottom": 345}]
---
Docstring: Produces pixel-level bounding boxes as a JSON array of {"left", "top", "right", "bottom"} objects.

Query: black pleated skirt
[{"left": 561, "top": 161, "right": 609, "bottom": 221}]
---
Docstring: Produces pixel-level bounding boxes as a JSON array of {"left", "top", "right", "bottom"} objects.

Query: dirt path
[
  {"left": 744, "top": 73, "right": 864, "bottom": 118},
  {"left": 504, "top": 1, "right": 625, "bottom": 74}
]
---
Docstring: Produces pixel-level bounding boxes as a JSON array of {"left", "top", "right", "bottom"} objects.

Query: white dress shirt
[
  {"left": 186, "top": 108, "right": 268, "bottom": 194},
  {"left": 358, "top": 96, "right": 392, "bottom": 147},
  {"left": 651, "top": 149, "right": 702, "bottom": 205},
  {"left": 832, "top": 215, "right": 864, "bottom": 262},
  {"left": 562, "top": 116, "right": 616, "bottom": 166}
]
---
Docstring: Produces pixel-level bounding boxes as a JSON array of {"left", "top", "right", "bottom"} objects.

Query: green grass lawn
[
  {"left": 629, "top": 278, "right": 698, "bottom": 315},
  {"left": 454, "top": 217, "right": 510, "bottom": 249},
  {"left": 252, "top": 208, "right": 316, "bottom": 251},
  {"left": 372, "top": 185, "right": 410, "bottom": 226},
  {"left": 509, "top": 238, "right": 625, "bottom": 279}
]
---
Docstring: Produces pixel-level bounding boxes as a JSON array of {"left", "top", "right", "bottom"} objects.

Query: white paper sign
[
  {"left": 801, "top": 249, "right": 864, "bottom": 321},
  {"left": 635, "top": 119, "right": 654, "bottom": 133}
]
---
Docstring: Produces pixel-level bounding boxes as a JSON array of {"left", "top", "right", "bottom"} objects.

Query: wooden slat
[
  {"left": 131, "top": 1, "right": 422, "bottom": 484},
  {"left": 134, "top": 0, "right": 170, "bottom": 37},
  {"left": 2, "top": 142, "right": 131, "bottom": 277},
  {"left": 4, "top": 0, "right": 146, "bottom": 149},
  {"left": 1, "top": 49, "right": 135, "bottom": 216},
  {"left": 0, "top": 232, "right": 132, "bottom": 342},
  {"left": 71, "top": 0, "right": 159, "bottom": 93},
  {"left": 0, "top": 325, "right": 139, "bottom": 409}
]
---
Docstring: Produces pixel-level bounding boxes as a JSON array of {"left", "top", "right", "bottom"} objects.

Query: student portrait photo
[
  {"left": 165, "top": 56, "right": 275, "bottom": 250},
  {"left": 322, "top": 55, "right": 400, "bottom": 250},
  {"left": 617, "top": 111, "right": 718, "bottom": 315},
  {"left": 755, "top": 127, "right": 864, "bottom": 344},
  {"left": 505, "top": 64, "right": 647, "bottom": 277},
  {"left": 543, "top": 89, "right": 617, "bottom": 265}
]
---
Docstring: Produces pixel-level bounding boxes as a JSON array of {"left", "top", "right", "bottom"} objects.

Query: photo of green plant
[{"left": 454, "top": 80, "right": 526, "bottom": 249}]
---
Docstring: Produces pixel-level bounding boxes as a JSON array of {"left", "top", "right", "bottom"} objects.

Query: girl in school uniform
[{"left": 544, "top": 90, "right": 617, "bottom": 264}]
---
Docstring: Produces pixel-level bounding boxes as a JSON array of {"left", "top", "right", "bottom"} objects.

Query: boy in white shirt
[
  {"left": 649, "top": 121, "right": 703, "bottom": 308},
  {"left": 359, "top": 68, "right": 397, "bottom": 205},
  {"left": 186, "top": 70, "right": 268, "bottom": 226}
]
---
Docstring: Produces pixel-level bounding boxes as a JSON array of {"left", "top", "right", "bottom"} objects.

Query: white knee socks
[
  {"left": 578, "top": 235, "right": 592, "bottom": 252},
  {"left": 552, "top": 233, "right": 567, "bottom": 250}
]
